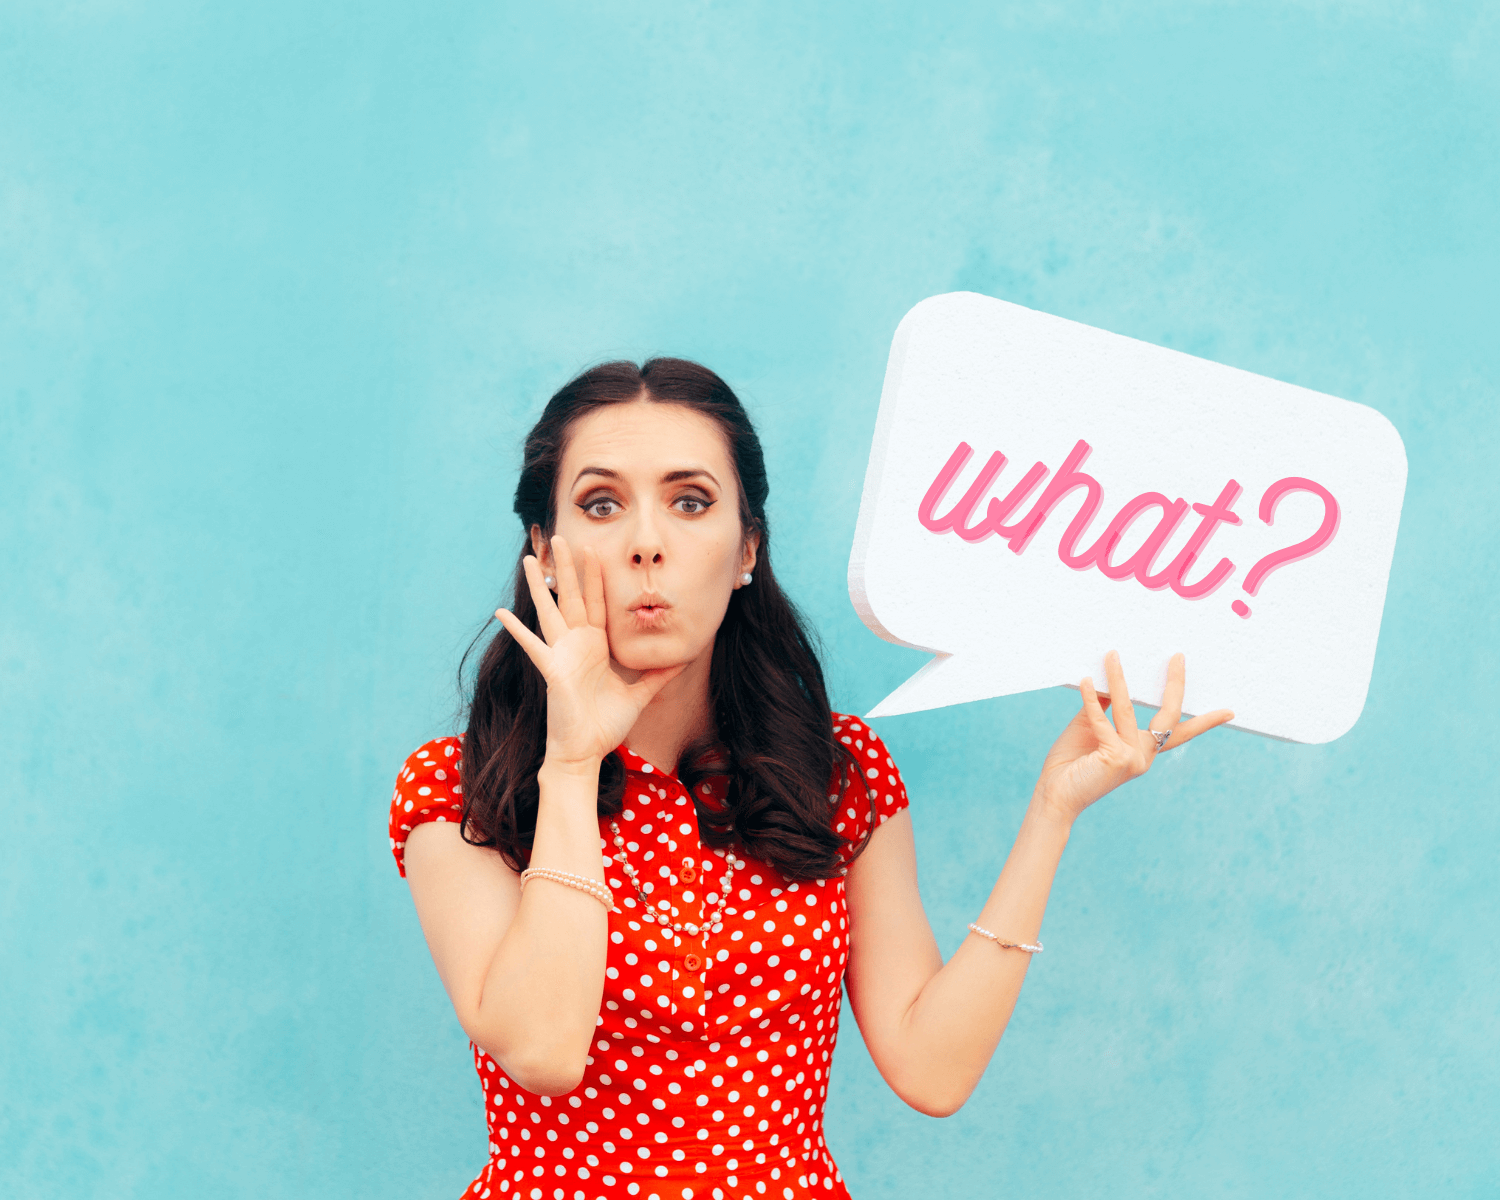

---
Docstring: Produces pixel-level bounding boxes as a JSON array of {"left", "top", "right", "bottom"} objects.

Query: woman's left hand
[{"left": 1033, "top": 650, "right": 1234, "bottom": 825}]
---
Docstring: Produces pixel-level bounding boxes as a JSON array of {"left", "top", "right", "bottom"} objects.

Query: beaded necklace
[{"left": 607, "top": 816, "right": 742, "bottom": 943}]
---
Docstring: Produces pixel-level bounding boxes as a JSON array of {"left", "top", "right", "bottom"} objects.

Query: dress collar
[
  {"left": 614, "top": 742, "right": 674, "bottom": 780},
  {"left": 614, "top": 742, "right": 730, "bottom": 812}
]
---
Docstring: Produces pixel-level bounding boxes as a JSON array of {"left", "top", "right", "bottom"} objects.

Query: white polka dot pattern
[{"left": 389, "top": 716, "right": 911, "bottom": 1200}]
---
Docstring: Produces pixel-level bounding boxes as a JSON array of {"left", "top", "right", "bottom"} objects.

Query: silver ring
[{"left": 1148, "top": 728, "right": 1171, "bottom": 750}]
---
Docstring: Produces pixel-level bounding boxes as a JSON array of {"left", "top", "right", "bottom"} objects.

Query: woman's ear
[
  {"left": 529, "top": 524, "right": 555, "bottom": 573},
  {"left": 739, "top": 529, "right": 760, "bottom": 578}
]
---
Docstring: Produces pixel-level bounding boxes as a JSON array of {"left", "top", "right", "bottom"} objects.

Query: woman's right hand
[{"left": 494, "top": 535, "right": 688, "bottom": 772}]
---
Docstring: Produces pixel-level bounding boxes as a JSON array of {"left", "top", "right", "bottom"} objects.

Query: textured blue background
[{"left": 3, "top": 3, "right": 1496, "bottom": 1197}]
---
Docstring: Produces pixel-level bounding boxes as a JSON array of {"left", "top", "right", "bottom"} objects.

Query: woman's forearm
[
  {"left": 472, "top": 759, "right": 611, "bottom": 1095},
  {"left": 895, "top": 795, "right": 1073, "bottom": 1116}
]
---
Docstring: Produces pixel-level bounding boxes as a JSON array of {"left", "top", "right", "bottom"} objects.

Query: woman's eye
[
  {"left": 583, "top": 497, "right": 620, "bottom": 518},
  {"left": 674, "top": 496, "right": 713, "bottom": 515}
]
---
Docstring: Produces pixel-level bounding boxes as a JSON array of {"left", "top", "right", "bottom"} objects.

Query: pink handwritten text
[{"left": 917, "top": 440, "right": 1339, "bottom": 616}]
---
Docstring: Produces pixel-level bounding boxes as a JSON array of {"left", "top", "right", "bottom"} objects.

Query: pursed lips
[{"left": 629, "top": 593, "right": 671, "bottom": 627}]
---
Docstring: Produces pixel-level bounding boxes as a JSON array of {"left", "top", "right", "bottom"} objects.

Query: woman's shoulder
[
  {"left": 829, "top": 712, "right": 910, "bottom": 855},
  {"left": 388, "top": 733, "right": 466, "bottom": 878},
  {"left": 397, "top": 733, "right": 466, "bottom": 776},
  {"left": 830, "top": 711, "right": 900, "bottom": 777}
]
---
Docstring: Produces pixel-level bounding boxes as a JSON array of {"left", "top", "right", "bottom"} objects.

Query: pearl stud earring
[
  {"left": 740, "top": 572, "right": 753, "bottom": 585},
  {"left": 544, "top": 575, "right": 556, "bottom": 589}
]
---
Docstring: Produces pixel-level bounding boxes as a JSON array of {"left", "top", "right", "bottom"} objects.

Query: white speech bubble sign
[{"left": 848, "top": 292, "right": 1408, "bottom": 744}]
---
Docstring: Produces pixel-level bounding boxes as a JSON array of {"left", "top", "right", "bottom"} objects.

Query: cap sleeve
[
  {"left": 830, "top": 713, "right": 910, "bottom": 867},
  {"left": 388, "top": 735, "right": 466, "bottom": 878}
]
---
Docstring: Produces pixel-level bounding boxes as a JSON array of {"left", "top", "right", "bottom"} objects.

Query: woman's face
[{"left": 534, "top": 398, "right": 758, "bottom": 674}]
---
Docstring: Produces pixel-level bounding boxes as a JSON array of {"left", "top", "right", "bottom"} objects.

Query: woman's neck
[{"left": 620, "top": 649, "right": 714, "bottom": 775}]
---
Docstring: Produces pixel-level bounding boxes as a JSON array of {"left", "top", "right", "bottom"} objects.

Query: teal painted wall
[{"left": 3, "top": 3, "right": 1495, "bottom": 1196}]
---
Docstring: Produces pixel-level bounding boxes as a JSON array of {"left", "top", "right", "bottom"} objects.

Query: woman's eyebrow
[
  {"left": 572, "top": 466, "right": 622, "bottom": 488},
  {"left": 660, "top": 468, "right": 719, "bottom": 487}
]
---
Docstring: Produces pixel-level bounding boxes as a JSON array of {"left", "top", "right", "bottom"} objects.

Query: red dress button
[
  {"left": 680, "top": 864, "right": 697, "bottom": 883},
  {"left": 683, "top": 952, "right": 703, "bottom": 971}
]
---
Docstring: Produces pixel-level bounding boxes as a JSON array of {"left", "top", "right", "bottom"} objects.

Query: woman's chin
[{"left": 608, "top": 632, "right": 696, "bottom": 676}]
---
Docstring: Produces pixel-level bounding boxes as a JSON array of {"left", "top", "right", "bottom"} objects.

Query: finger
[
  {"left": 522, "top": 555, "right": 568, "bottom": 644},
  {"left": 1079, "top": 677, "right": 1120, "bottom": 745},
  {"left": 494, "top": 607, "right": 552, "bottom": 672},
  {"left": 1103, "top": 650, "right": 1140, "bottom": 743},
  {"left": 1162, "top": 708, "right": 1236, "bottom": 748},
  {"left": 551, "top": 535, "right": 588, "bottom": 628},
  {"left": 581, "top": 544, "right": 607, "bottom": 629},
  {"left": 1153, "top": 652, "right": 1185, "bottom": 729},
  {"left": 627, "top": 661, "right": 690, "bottom": 706}
]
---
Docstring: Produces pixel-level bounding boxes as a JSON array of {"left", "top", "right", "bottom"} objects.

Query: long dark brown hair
[{"left": 454, "top": 357, "right": 876, "bottom": 882}]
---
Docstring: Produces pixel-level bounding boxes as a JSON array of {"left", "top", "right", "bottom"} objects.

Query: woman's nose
[{"left": 629, "top": 510, "right": 665, "bottom": 567}]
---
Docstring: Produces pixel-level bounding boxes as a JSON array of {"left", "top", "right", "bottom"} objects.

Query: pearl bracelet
[
  {"left": 519, "top": 866, "right": 615, "bottom": 910},
  {"left": 968, "top": 922, "right": 1043, "bottom": 954}
]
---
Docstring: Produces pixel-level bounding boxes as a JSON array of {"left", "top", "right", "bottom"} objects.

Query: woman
[{"left": 388, "top": 358, "right": 1233, "bottom": 1200}]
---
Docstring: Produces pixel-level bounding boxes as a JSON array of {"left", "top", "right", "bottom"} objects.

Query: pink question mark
[{"left": 1231, "top": 477, "right": 1340, "bottom": 618}]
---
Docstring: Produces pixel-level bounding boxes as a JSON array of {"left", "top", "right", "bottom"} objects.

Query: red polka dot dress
[{"left": 389, "top": 714, "right": 910, "bottom": 1200}]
